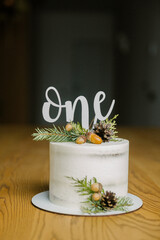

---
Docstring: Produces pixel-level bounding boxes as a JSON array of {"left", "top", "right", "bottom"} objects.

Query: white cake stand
[{"left": 32, "top": 191, "right": 143, "bottom": 216}]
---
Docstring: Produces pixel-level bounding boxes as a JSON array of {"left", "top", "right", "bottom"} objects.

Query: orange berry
[
  {"left": 91, "top": 183, "right": 103, "bottom": 192},
  {"left": 76, "top": 136, "right": 86, "bottom": 144},
  {"left": 65, "top": 123, "right": 73, "bottom": 131},
  {"left": 92, "top": 192, "right": 101, "bottom": 201},
  {"left": 87, "top": 132, "right": 102, "bottom": 144}
]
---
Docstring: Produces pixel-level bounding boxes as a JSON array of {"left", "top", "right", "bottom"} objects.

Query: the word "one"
[{"left": 42, "top": 87, "right": 115, "bottom": 129}]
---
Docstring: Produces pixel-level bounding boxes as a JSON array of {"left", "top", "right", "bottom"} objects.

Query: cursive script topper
[{"left": 42, "top": 87, "right": 115, "bottom": 129}]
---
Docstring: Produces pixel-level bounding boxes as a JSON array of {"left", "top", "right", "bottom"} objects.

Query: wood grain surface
[{"left": 0, "top": 125, "right": 160, "bottom": 240}]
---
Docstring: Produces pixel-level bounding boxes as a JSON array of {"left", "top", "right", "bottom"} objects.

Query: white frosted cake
[{"left": 49, "top": 139, "right": 129, "bottom": 210}]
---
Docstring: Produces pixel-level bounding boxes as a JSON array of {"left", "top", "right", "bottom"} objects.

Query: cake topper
[
  {"left": 32, "top": 86, "right": 118, "bottom": 144},
  {"left": 42, "top": 86, "right": 115, "bottom": 129}
]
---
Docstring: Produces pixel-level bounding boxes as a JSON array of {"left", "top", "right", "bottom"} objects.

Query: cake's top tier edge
[{"left": 50, "top": 138, "right": 129, "bottom": 154}]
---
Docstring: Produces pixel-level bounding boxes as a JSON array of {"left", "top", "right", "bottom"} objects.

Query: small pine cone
[
  {"left": 93, "top": 122, "right": 114, "bottom": 142},
  {"left": 101, "top": 191, "right": 117, "bottom": 209}
]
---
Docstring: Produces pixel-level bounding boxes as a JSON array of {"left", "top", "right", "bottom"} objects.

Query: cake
[
  {"left": 33, "top": 113, "right": 133, "bottom": 213},
  {"left": 49, "top": 139, "right": 129, "bottom": 211}
]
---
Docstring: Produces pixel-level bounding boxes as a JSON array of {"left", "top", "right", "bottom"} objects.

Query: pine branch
[
  {"left": 66, "top": 176, "right": 95, "bottom": 195},
  {"left": 105, "top": 114, "right": 119, "bottom": 141},
  {"left": 67, "top": 176, "right": 133, "bottom": 214},
  {"left": 32, "top": 125, "right": 80, "bottom": 142},
  {"left": 71, "top": 122, "right": 87, "bottom": 135},
  {"left": 32, "top": 122, "right": 88, "bottom": 143},
  {"left": 81, "top": 206, "right": 106, "bottom": 214},
  {"left": 81, "top": 196, "right": 133, "bottom": 214},
  {"left": 114, "top": 196, "right": 133, "bottom": 212}
]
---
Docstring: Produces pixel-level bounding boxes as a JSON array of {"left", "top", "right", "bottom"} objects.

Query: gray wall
[
  {"left": 33, "top": 12, "right": 115, "bottom": 125},
  {"left": 32, "top": 1, "right": 160, "bottom": 126},
  {"left": 116, "top": 0, "right": 160, "bottom": 126}
]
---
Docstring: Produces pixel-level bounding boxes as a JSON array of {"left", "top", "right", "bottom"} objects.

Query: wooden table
[{"left": 0, "top": 125, "right": 160, "bottom": 240}]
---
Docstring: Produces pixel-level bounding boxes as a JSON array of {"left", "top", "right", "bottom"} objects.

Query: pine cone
[
  {"left": 93, "top": 122, "right": 114, "bottom": 142},
  {"left": 101, "top": 191, "right": 117, "bottom": 209}
]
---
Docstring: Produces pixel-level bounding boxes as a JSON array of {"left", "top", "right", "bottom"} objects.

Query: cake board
[{"left": 32, "top": 191, "right": 143, "bottom": 216}]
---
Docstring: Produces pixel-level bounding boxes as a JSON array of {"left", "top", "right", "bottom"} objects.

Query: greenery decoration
[
  {"left": 71, "top": 122, "right": 87, "bottom": 135},
  {"left": 32, "top": 115, "right": 119, "bottom": 144},
  {"left": 105, "top": 114, "right": 119, "bottom": 140},
  {"left": 93, "top": 114, "right": 119, "bottom": 142},
  {"left": 66, "top": 176, "right": 104, "bottom": 195},
  {"left": 67, "top": 176, "right": 133, "bottom": 214},
  {"left": 32, "top": 124, "right": 83, "bottom": 142}
]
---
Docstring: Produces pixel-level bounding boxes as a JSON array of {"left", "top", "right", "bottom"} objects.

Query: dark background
[{"left": 0, "top": 0, "right": 160, "bottom": 126}]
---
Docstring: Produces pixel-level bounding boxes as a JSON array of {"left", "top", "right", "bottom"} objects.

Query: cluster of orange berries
[
  {"left": 65, "top": 123, "right": 102, "bottom": 144},
  {"left": 91, "top": 182, "right": 103, "bottom": 201}
]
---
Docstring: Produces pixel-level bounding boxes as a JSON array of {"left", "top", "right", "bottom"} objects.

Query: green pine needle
[
  {"left": 71, "top": 122, "right": 87, "bottom": 135},
  {"left": 32, "top": 122, "right": 88, "bottom": 143},
  {"left": 104, "top": 114, "right": 119, "bottom": 141},
  {"left": 66, "top": 176, "right": 94, "bottom": 195},
  {"left": 32, "top": 125, "right": 80, "bottom": 142}
]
